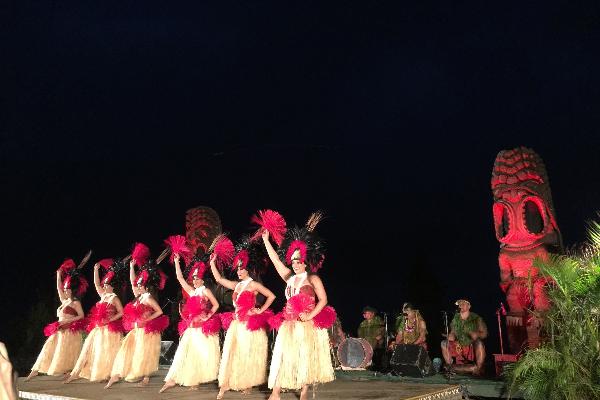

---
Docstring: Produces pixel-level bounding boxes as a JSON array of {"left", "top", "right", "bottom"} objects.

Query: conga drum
[{"left": 337, "top": 337, "right": 373, "bottom": 370}]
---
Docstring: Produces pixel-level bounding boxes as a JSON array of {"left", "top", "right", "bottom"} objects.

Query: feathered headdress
[
  {"left": 99, "top": 258, "right": 128, "bottom": 288},
  {"left": 187, "top": 260, "right": 208, "bottom": 281},
  {"left": 59, "top": 258, "right": 89, "bottom": 297},
  {"left": 278, "top": 211, "right": 326, "bottom": 272},
  {"left": 135, "top": 259, "right": 167, "bottom": 291},
  {"left": 251, "top": 209, "right": 287, "bottom": 246},
  {"left": 232, "top": 236, "right": 268, "bottom": 276}
]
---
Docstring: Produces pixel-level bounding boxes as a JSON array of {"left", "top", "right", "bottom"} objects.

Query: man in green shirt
[
  {"left": 358, "top": 306, "right": 385, "bottom": 370},
  {"left": 440, "top": 299, "right": 487, "bottom": 375}
]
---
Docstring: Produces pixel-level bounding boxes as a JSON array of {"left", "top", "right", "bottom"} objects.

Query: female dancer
[
  {"left": 105, "top": 254, "right": 169, "bottom": 388},
  {"left": 159, "top": 254, "right": 220, "bottom": 392},
  {"left": 261, "top": 214, "right": 335, "bottom": 400},
  {"left": 211, "top": 240, "right": 276, "bottom": 400},
  {"left": 26, "top": 260, "right": 87, "bottom": 380},
  {"left": 65, "top": 259, "right": 125, "bottom": 383}
]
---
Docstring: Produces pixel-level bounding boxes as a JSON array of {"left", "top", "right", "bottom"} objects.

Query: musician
[
  {"left": 357, "top": 306, "right": 384, "bottom": 370},
  {"left": 392, "top": 303, "right": 428, "bottom": 349},
  {"left": 440, "top": 299, "right": 487, "bottom": 375}
]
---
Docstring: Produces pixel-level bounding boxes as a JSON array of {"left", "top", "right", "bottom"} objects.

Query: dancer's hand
[
  {"left": 299, "top": 312, "right": 311, "bottom": 321},
  {"left": 94, "top": 263, "right": 100, "bottom": 271},
  {"left": 469, "top": 331, "right": 479, "bottom": 341},
  {"left": 262, "top": 230, "right": 270, "bottom": 241},
  {"left": 210, "top": 253, "right": 217, "bottom": 263},
  {"left": 130, "top": 260, "right": 135, "bottom": 268},
  {"left": 174, "top": 253, "right": 180, "bottom": 263}
]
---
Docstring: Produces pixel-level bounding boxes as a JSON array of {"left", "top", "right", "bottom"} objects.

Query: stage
[
  {"left": 17, "top": 370, "right": 461, "bottom": 400},
  {"left": 16, "top": 369, "right": 519, "bottom": 400}
]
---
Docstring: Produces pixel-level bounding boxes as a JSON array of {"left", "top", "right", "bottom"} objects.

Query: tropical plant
[{"left": 505, "top": 221, "right": 600, "bottom": 400}]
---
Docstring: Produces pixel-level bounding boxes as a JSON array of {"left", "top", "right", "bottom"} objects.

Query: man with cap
[
  {"left": 440, "top": 299, "right": 487, "bottom": 375},
  {"left": 358, "top": 306, "right": 385, "bottom": 370}
]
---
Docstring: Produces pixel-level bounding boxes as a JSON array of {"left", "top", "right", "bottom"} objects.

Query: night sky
[{"left": 4, "top": 1, "right": 600, "bottom": 367}]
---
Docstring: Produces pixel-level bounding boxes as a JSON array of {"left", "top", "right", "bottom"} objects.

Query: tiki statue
[{"left": 491, "top": 147, "right": 562, "bottom": 352}]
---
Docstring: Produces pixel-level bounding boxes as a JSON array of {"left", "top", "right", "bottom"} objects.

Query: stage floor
[{"left": 17, "top": 370, "right": 463, "bottom": 400}]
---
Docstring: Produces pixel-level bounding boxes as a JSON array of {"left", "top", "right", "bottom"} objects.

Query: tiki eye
[
  {"left": 524, "top": 200, "right": 544, "bottom": 234},
  {"left": 493, "top": 203, "right": 510, "bottom": 239}
]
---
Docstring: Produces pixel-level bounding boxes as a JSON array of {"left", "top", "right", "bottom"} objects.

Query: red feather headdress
[
  {"left": 187, "top": 261, "right": 208, "bottom": 281},
  {"left": 232, "top": 249, "right": 249, "bottom": 271}
]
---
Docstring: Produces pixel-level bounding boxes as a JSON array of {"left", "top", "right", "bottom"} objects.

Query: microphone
[{"left": 499, "top": 302, "right": 507, "bottom": 316}]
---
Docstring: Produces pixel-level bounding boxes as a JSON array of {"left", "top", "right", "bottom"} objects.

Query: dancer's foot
[
  {"left": 24, "top": 371, "right": 38, "bottom": 381},
  {"left": 267, "top": 394, "right": 281, "bottom": 400},
  {"left": 300, "top": 385, "right": 309, "bottom": 400},
  {"left": 104, "top": 376, "right": 119, "bottom": 389},
  {"left": 242, "top": 388, "right": 252, "bottom": 395},
  {"left": 216, "top": 387, "right": 228, "bottom": 399},
  {"left": 63, "top": 374, "right": 78, "bottom": 384},
  {"left": 159, "top": 380, "right": 176, "bottom": 393},
  {"left": 138, "top": 376, "right": 150, "bottom": 387},
  {"left": 188, "top": 385, "right": 199, "bottom": 391}
]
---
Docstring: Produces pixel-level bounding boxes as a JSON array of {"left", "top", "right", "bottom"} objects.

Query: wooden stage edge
[{"left": 17, "top": 369, "right": 468, "bottom": 400}]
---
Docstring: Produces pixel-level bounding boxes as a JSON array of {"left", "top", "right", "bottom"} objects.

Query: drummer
[
  {"left": 357, "top": 306, "right": 385, "bottom": 370},
  {"left": 392, "top": 302, "right": 428, "bottom": 349}
]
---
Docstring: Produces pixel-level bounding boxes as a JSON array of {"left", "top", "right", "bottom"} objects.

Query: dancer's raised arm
[
  {"left": 174, "top": 254, "right": 194, "bottom": 295},
  {"left": 209, "top": 254, "right": 237, "bottom": 290},
  {"left": 56, "top": 270, "right": 67, "bottom": 301},
  {"left": 129, "top": 260, "right": 140, "bottom": 296},
  {"left": 261, "top": 230, "right": 292, "bottom": 282},
  {"left": 93, "top": 263, "right": 104, "bottom": 296}
]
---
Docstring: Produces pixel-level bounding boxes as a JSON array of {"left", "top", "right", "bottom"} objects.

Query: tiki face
[
  {"left": 491, "top": 147, "right": 561, "bottom": 251},
  {"left": 493, "top": 190, "right": 554, "bottom": 250}
]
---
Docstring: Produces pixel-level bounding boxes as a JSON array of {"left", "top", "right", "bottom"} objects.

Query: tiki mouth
[{"left": 500, "top": 241, "right": 544, "bottom": 252}]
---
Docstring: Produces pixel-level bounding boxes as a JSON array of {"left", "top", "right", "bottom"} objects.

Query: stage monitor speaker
[
  {"left": 390, "top": 344, "right": 432, "bottom": 377},
  {"left": 159, "top": 340, "right": 176, "bottom": 365}
]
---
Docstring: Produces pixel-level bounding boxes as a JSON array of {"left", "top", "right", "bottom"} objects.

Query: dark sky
[{"left": 3, "top": 1, "right": 600, "bottom": 362}]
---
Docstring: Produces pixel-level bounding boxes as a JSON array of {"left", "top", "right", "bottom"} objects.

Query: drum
[{"left": 337, "top": 337, "right": 373, "bottom": 369}]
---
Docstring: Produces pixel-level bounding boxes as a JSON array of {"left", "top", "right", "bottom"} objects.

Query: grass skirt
[
  {"left": 268, "top": 320, "right": 334, "bottom": 389},
  {"left": 71, "top": 326, "right": 122, "bottom": 381},
  {"left": 165, "top": 327, "right": 220, "bottom": 386},
  {"left": 110, "top": 327, "right": 160, "bottom": 381},
  {"left": 218, "top": 320, "right": 268, "bottom": 390},
  {"left": 32, "top": 330, "right": 82, "bottom": 375}
]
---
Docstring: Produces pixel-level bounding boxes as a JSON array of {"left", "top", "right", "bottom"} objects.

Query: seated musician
[
  {"left": 441, "top": 299, "right": 487, "bottom": 375},
  {"left": 393, "top": 302, "right": 428, "bottom": 350},
  {"left": 357, "top": 306, "right": 384, "bottom": 369}
]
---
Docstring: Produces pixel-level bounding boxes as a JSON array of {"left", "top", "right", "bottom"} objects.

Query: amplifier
[{"left": 390, "top": 344, "right": 432, "bottom": 377}]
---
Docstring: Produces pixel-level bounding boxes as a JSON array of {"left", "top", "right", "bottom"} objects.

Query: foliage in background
[{"left": 506, "top": 221, "right": 600, "bottom": 400}]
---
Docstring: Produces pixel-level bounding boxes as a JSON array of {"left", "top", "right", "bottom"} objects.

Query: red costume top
[
  {"left": 122, "top": 293, "right": 169, "bottom": 334},
  {"left": 220, "top": 279, "right": 273, "bottom": 332},
  {"left": 177, "top": 286, "right": 221, "bottom": 336},
  {"left": 86, "top": 293, "right": 123, "bottom": 333},
  {"left": 43, "top": 301, "right": 86, "bottom": 336}
]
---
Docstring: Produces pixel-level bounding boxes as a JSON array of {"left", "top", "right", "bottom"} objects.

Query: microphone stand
[
  {"left": 441, "top": 311, "right": 449, "bottom": 339},
  {"left": 383, "top": 312, "right": 389, "bottom": 350}
]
